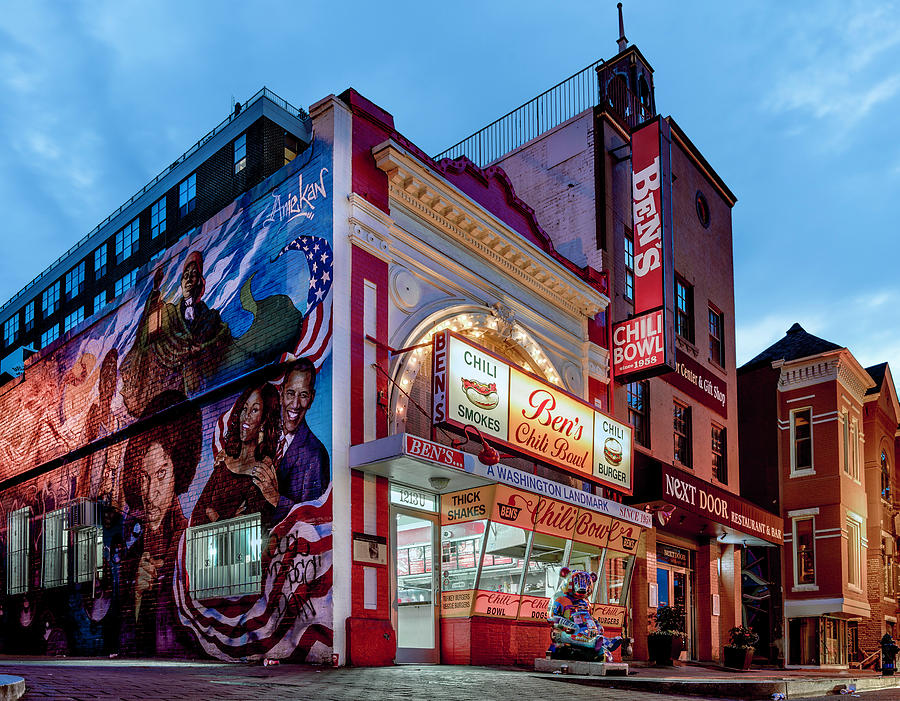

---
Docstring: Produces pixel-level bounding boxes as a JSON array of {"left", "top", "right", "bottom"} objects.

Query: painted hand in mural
[
  {"left": 135, "top": 551, "right": 164, "bottom": 620},
  {"left": 251, "top": 461, "right": 279, "bottom": 507}
]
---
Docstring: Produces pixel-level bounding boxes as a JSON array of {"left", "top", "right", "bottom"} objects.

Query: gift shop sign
[
  {"left": 663, "top": 353, "right": 728, "bottom": 418},
  {"left": 433, "top": 331, "right": 633, "bottom": 494}
]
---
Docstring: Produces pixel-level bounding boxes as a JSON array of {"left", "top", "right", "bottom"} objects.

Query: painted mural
[{"left": 0, "top": 135, "right": 334, "bottom": 663}]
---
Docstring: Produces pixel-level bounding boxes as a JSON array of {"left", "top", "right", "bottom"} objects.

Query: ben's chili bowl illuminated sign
[
  {"left": 433, "top": 331, "right": 634, "bottom": 494},
  {"left": 612, "top": 311, "right": 665, "bottom": 376}
]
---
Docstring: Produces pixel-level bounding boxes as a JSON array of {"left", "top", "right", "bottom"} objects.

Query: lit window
[
  {"left": 64, "top": 307, "right": 85, "bottom": 334},
  {"left": 74, "top": 526, "right": 103, "bottom": 584},
  {"left": 114, "top": 270, "right": 138, "bottom": 297},
  {"left": 712, "top": 424, "right": 727, "bottom": 483},
  {"left": 627, "top": 381, "right": 649, "bottom": 448},
  {"left": 883, "top": 450, "right": 892, "bottom": 502},
  {"left": 794, "top": 516, "right": 815, "bottom": 585},
  {"left": 673, "top": 401, "right": 692, "bottom": 467},
  {"left": 3, "top": 314, "right": 19, "bottom": 347},
  {"left": 675, "top": 277, "right": 694, "bottom": 342},
  {"left": 94, "top": 291, "right": 107, "bottom": 314},
  {"left": 24, "top": 301, "right": 34, "bottom": 333},
  {"left": 846, "top": 515, "right": 862, "bottom": 588},
  {"left": 186, "top": 513, "right": 263, "bottom": 598},
  {"left": 64, "top": 261, "right": 85, "bottom": 301},
  {"left": 624, "top": 229, "right": 635, "bottom": 301},
  {"left": 234, "top": 133, "right": 247, "bottom": 173},
  {"left": 94, "top": 244, "right": 107, "bottom": 279},
  {"left": 179, "top": 173, "right": 197, "bottom": 217},
  {"left": 151, "top": 196, "right": 167, "bottom": 239},
  {"left": 115, "top": 218, "right": 139, "bottom": 264},
  {"left": 708, "top": 306, "right": 724, "bottom": 366},
  {"left": 40, "top": 324, "right": 60, "bottom": 348},
  {"left": 791, "top": 408, "right": 813, "bottom": 473},
  {"left": 6, "top": 507, "right": 30, "bottom": 594},
  {"left": 42, "top": 507, "right": 68, "bottom": 589},
  {"left": 43, "top": 281, "right": 61, "bottom": 317},
  {"left": 284, "top": 133, "right": 300, "bottom": 165}
]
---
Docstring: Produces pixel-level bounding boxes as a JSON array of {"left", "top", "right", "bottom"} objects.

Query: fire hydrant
[{"left": 881, "top": 633, "right": 900, "bottom": 676}]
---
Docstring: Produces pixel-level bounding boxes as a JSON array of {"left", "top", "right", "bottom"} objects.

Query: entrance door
[
  {"left": 393, "top": 509, "right": 439, "bottom": 663},
  {"left": 656, "top": 565, "right": 693, "bottom": 659}
]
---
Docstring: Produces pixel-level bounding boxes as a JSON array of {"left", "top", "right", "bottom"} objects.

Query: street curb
[
  {"left": 535, "top": 672, "right": 900, "bottom": 699},
  {"left": 0, "top": 675, "right": 25, "bottom": 701}
]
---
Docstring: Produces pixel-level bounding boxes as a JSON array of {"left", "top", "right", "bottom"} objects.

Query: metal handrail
[
  {"left": 434, "top": 59, "right": 604, "bottom": 167},
  {"left": 0, "top": 87, "right": 308, "bottom": 316}
]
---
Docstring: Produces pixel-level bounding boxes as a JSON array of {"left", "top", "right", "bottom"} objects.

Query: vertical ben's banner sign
[
  {"left": 432, "top": 331, "right": 633, "bottom": 494},
  {"left": 612, "top": 116, "right": 676, "bottom": 381}
]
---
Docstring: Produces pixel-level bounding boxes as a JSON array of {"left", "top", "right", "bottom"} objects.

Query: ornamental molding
[
  {"left": 776, "top": 350, "right": 874, "bottom": 402},
  {"left": 348, "top": 193, "right": 393, "bottom": 261},
  {"left": 588, "top": 343, "right": 610, "bottom": 383},
  {"left": 372, "top": 139, "right": 606, "bottom": 320}
]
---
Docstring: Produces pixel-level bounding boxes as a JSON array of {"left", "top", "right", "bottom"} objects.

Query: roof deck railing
[{"left": 0, "top": 87, "right": 308, "bottom": 317}]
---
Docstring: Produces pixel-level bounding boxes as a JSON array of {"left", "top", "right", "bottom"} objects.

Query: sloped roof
[
  {"left": 740, "top": 323, "right": 842, "bottom": 372},
  {"left": 865, "top": 362, "right": 887, "bottom": 396}
]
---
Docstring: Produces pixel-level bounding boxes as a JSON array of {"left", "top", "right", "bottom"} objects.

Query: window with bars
[
  {"left": 7, "top": 507, "right": 30, "bottom": 594},
  {"left": 3, "top": 314, "right": 18, "bottom": 347},
  {"left": 675, "top": 277, "right": 694, "bottom": 342},
  {"left": 791, "top": 408, "right": 813, "bottom": 473},
  {"left": 64, "top": 307, "right": 85, "bottom": 334},
  {"left": 65, "top": 261, "right": 85, "bottom": 301},
  {"left": 708, "top": 305, "right": 724, "bottom": 366},
  {"left": 627, "top": 381, "right": 649, "bottom": 447},
  {"left": 179, "top": 173, "right": 197, "bottom": 217},
  {"left": 42, "top": 508, "right": 68, "bottom": 589},
  {"left": 114, "top": 270, "right": 138, "bottom": 297},
  {"left": 74, "top": 526, "right": 103, "bottom": 584},
  {"left": 712, "top": 424, "right": 727, "bottom": 483},
  {"left": 43, "top": 281, "right": 61, "bottom": 317},
  {"left": 186, "top": 513, "right": 262, "bottom": 599},
  {"left": 94, "top": 244, "right": 107, "bottom": 279},
  {"left": 40, "top": 324, "right": 60, "bottom": 348},
  {"left": 624, "top": 229, "right": 635, "bottom": 301},
  {"left": 115, "top": 218, "right": 139, "bottom": 264},
  {"left": 234, "top": 133, "right": 247, "bottom": 173},
  {"left": 150, "top": 196, "right": 166, "bottom": 238},
  {"left": 673, "top": 401, "right": 692, "bottom": 467},
  {"left": 24, "top": 301, "right": 34, "bottom": 333}
]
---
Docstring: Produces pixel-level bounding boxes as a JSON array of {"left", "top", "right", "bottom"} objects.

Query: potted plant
[
  {"left": 648, "top": 604, "right": 687, "bottom": 665},
  {"left": 723, "top": 625, "right": 759, "bottom": 670}
]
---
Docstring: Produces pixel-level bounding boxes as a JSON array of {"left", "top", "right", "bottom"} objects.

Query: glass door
[
  {"left": 393, "top": 509, "right": 439, "bottom": 663},
  {"left": 656, "top": 564, "right": 693, "bottom": 659}
]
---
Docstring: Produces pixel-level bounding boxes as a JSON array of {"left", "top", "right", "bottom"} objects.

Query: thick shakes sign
[
  {"left": 613, "top": 116, "right": 676, "bottom": 382},
  {"left": 433, "top": 331, "right": 633, "bottom": 494}
]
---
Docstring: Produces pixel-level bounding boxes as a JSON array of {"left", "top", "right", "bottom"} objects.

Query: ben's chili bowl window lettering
[
  {"left": 447, "top": 336, "right": 510, "bottom": 441},
  {"left": 593, "top": 413, "right": 633, "bottom": 492},
  {"left": 509, "top": 368, "right": 594, "bottom": 478},
  {"left": 473, "top": 590, "right": 520, "bottom": 618}
]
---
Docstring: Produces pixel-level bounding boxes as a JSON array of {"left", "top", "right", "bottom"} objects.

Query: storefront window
[
  {"left": 522, "top": 532, "right": 568, "bottom": 599},
  {"left": 478, "top": 522, "right": 528, "bottom": 594},
  {"left": 441, "top": 521, "right": 485, "bottom": 592},
  {"left": 599, "top": 550, "right": 635, "bottom": 605}
]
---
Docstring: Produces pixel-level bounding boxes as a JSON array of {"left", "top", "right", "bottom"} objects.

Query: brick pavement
[{"left": 1, "top": 659, "right": 899, "bottom": 701}]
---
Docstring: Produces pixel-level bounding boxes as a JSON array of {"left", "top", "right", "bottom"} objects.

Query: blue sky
[{"left": 1, "top": 0, "right": 899, "bottom": 373}]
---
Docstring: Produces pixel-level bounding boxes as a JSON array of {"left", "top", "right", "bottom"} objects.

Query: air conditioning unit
[{"left": 68, "top": 498, "right": 102, "bottom": 529}]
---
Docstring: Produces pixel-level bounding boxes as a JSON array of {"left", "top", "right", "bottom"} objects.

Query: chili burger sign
[{"left": 432, "top": 330, "right": 633, "bottom": 494}]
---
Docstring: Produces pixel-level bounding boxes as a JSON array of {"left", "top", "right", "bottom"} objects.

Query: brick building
[{"left": 739, "top": 323, "right": 900, "bottom": 667}]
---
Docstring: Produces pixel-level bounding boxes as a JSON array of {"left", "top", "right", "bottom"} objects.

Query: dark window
[
  {"left": 179, "top": 173, "right": 197, "bottom": 217},
  {"left": 94, "top": 245, "right": 107, "bottom": 280},
  {"left": 627, "top": 381, "right": 649, "bottom": 448},
  {"left": 3, "top": 314, "right": 19, "bottom": 347},
  {"left": 792, "top": 408, "right": 812, "bottom": 472},
  {"left": 882, "top": 450, "right": 892, "bottom": 502},
  {"left": 673, "top": 401, "right": 692, "bottom": 467},
  {"left": 151, "top": 197, "right": 167, "bottom": 238},
  {"left": 24, "top": 302, "right": 34, "bottom": 333},
  {"left": 708, "top": 306, "right": 725, "bottom": 366},
  {"left": 712, "top": 424, "right": 727, "bottom": 483},
  {"left": 695, "top": 191, "right": 710, "bottom": 228},
  {"left": 284, "top": 133, "right": 300, "bottom": 166},
  {"left": 234, "top": 133, "right": 247, "bottom": 173},
  {"left": 624, "top": 229, "right": 635, "bottom": 301},
  {"left": 675, "top": 277, "right": 694, "bottom": 342},
  {"left": 64, "top": 261, "right": 85, "bottom": 301}
]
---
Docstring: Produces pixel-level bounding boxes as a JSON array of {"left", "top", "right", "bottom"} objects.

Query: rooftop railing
[{"left": 0, "top": 87, "right": 308, "bottom": 317}]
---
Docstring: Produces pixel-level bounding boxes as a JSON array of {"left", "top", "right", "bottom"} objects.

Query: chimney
[{"left": 617, "top": 2, "right": 628, "bottom": 52}]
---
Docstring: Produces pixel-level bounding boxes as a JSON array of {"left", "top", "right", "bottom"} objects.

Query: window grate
[
  {"left": 7, "top": 507, "right": 30, "bottom": 594},
  {"left": 42, "top": 508, "right": 69, "bottom": 589},
  {"left": 186, "top": 513, "right": 263, "bottom": 599}
]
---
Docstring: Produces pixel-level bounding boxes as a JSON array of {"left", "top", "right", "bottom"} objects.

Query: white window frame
[
  {"left": 789, "top": 407, "right": 815, "bottom": 476},
  {"left": 42, "top": 507, "right": 69, "bottom": 589},
  {"left": 846, "top": 511, "right": 863, "bottom": 592},
  {"left": 186, "top": 513, "right": 263, "bottom": 599},
  {"left": 790, "top": 508, "right": 818, "bottom": 592},
  {"left": 7, "top": 507, "right": 30, "bottom": 594}
]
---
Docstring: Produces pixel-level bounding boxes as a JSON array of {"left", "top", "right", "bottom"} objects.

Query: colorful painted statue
[{"left": 547, "top": 568, "right": 623, "bottom": 661}]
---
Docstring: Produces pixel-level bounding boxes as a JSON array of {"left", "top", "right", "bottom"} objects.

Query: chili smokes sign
[{"left": 432, "top": 331, "right": 633, "bottom": 494}]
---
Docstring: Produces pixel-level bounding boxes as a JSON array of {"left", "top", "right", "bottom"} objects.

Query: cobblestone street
[{"left": 1, "top": 659, "right": 898, "bottom": 701}]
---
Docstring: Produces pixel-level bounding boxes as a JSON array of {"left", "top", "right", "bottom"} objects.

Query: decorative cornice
[
  {"left": 588, "top": 343, "right": 610, "bottom": 383},
  {"left": 372, "top": 139, "right": 607, "bottom": 319},
  {"left": 348, "top": 192, "right": 393, "bottom": 261},
  {"left": 776, "top": 349, "right": 874, "bottom": 402}
]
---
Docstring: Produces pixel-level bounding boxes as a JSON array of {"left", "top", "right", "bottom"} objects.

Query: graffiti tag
[{"left": 263, "top": 167, "right": 329, "bottom": 225}]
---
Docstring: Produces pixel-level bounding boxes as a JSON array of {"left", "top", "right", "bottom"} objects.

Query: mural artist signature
[{"left": 263, "top": 167, "right": 329, "bottom": 224}]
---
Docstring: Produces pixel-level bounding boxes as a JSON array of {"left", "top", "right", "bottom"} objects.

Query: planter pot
[
  {"left": 648, "top": 634, "right": 685, "bottom": 666},
  {"left": 723, "top": 646, "right": 754, "bottom": 670}
]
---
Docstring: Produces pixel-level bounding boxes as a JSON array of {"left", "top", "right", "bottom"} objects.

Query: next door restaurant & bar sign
[{"left": 432, "top": 330, "right": 634, "bottom": 494}]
